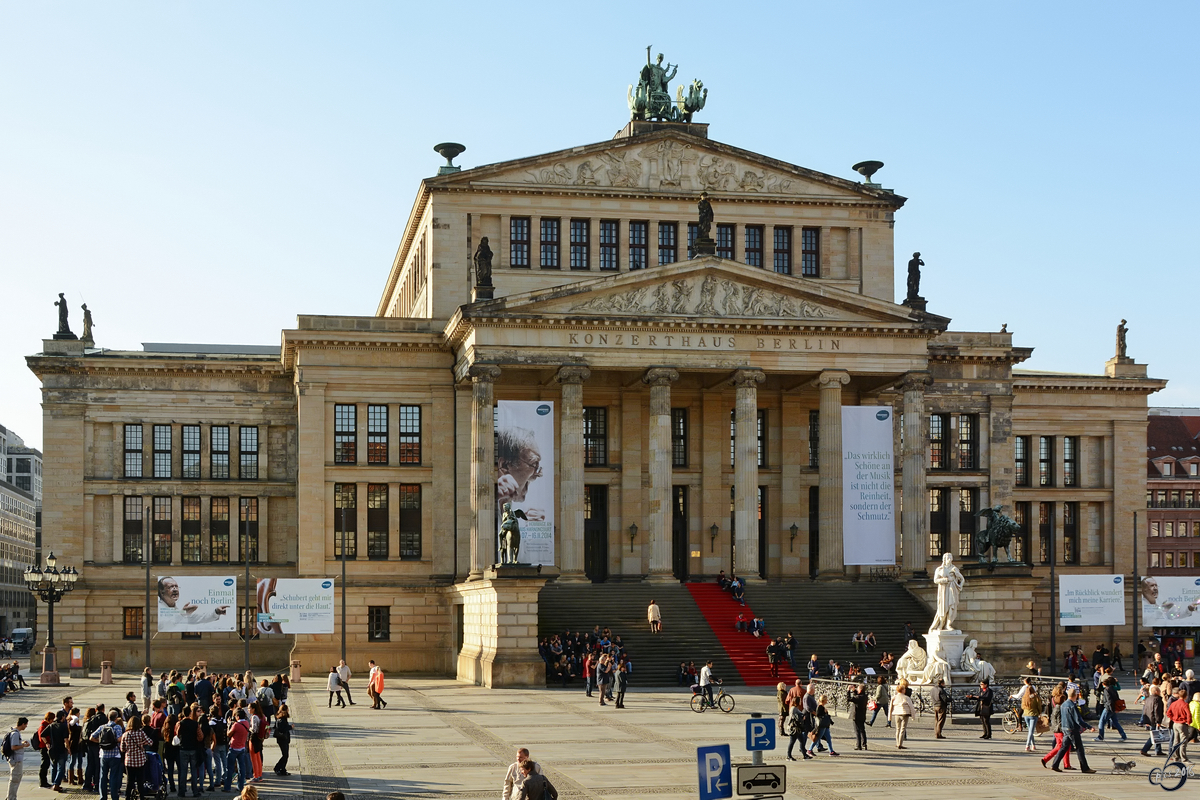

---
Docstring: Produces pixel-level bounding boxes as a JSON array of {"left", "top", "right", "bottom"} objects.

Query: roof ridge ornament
[{"left": 628, "top": 46, "right": 706, "bottom": 123}]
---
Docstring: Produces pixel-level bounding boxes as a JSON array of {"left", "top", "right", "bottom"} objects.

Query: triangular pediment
[
  {"left": 428, "top": 130, "right": 903, "bottom": 204},
  {"left": 464, "top": 258, "right": 942, "bottom": 328}
]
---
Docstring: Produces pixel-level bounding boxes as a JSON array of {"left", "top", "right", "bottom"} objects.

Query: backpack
[
  {"left": 30, "top": 726, "right": 43, "bottom": 751},
  {"left": 1023, "top": 692, "right": 1042, "bottom": 715},
  {"left": 97, "top": 725, "right": 118, "bottom": 750},
  {"left": 2, "top": 729, "right": 14, "bottom": 759}
]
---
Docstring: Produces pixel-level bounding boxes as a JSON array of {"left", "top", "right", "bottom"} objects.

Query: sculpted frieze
[{"left": 569, "top": 274, "right": 832, "bottom": 319}]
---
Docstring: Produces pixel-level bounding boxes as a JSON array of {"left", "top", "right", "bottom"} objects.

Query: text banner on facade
[
  {"left": 1141, "top": 576, "right": 1200, "bottom": 627},
  {"left": 841, "top": 406, "right": 896, "bottom": 566},
  {"left": 495, "top": 400, "right": 555, "bottom": 566},
  {"left": 156, "top": 575, "right": 237, "bottom": 632},
  {"left": 256, "top": 578, "right": 334, "bottom": 634},
  {"left": 1058, "top": 575, "right": 1126, "bottom": 626}
]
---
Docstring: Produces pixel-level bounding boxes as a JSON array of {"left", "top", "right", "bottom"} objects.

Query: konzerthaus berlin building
[{"left": 28, "top": 83, "right": 1166, "bottom": 683}]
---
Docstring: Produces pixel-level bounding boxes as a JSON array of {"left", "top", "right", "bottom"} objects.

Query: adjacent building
[
  {"left": 1146, "top": 408, "right": 1200, "bottom": 572},
  {"left": 0, "top": 425, "right": 40, "bottom": 636}
]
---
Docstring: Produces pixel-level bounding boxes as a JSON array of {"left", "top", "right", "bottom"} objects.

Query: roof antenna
[{"left": 434, "top": 143, "right": 466, "bottom": 175}]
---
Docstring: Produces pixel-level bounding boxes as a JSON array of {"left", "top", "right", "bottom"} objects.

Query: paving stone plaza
[{"left": 0, "top": 672, "right": 1172, "bottom": 800}]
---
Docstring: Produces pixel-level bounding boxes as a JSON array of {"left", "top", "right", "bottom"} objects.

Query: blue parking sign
[
  {"left": 697, "top": 744, "right": 732, "bottom": 800},
  {"left": 745, "top": 717, "right": 775, "bottom": 751}
]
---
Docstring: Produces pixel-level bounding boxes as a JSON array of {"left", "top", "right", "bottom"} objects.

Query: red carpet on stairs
[{"left": 687, "top": 583, "right": 799, "bottom": 686}]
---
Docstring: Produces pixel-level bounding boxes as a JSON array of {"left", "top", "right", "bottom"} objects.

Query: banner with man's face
[
  {"left": 156, "top": 576, "right": 237, "bottom": 632},
  {"left": 1141, "top": 576, "right": 1200, "bottom": 626},
  {"left": 495, "top": 401, "right": 555, "bottom": 566}
]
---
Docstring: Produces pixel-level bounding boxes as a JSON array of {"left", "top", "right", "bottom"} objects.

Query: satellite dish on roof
[
  {"left": 434, "top": 143, "right": 466, "bottom": 174},
  {"left": 852, "top": 160, "right": 884, "bottom": 184}
]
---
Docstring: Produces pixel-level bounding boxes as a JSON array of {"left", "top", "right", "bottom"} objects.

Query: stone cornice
[
  {"left": 281, "top": 329, "right": 446, "bottom": 370},
  {"left": 1014, "top": 373, "right": 1168, "bottom": 394},
  {"left": 27, "top": 355, "right": 288, "bottom": 380}
]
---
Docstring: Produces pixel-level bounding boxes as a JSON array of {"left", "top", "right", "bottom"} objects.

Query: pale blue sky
[{"left": 3, "top": 1, "right": 1197, "bottom": 450}]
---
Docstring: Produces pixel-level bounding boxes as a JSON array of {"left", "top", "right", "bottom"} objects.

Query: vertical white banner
[
  {"left": 496, "top": 400, "right": 556, "bottom": 566},
  {"left": 841, "top": 406, "right": 896, "bottom": 566}
]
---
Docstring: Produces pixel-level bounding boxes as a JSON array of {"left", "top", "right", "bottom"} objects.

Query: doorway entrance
[
  {"left": 584, "top": 484, "right": 608, "bottom": 582},
  {"left": 672, "top": 486, "right": 689, "bottom": 581}
]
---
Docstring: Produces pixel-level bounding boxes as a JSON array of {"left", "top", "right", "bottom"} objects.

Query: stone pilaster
[
  {"left": 733, "top": 369, "right": 766, "bottom": 580},
  {"left": 555, "top": 365, "right": 591, "bottom": 582},
  {"left": 814, "top": 370, "right": 850, "bottom": 577},
  {"left": 643, "top": 367, "right": 680, "bottom": 581},
  {"left": 469, "top": 364, "right": 501, "bottom": 579},
  {"left": 901, "top": 371, "right": 931, "bottom": 577}
]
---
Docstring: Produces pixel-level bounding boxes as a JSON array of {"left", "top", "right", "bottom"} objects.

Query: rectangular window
[
  {"left": 239, "top": 426, "right": 258, "bottom": 480},
  {"left": 801, "top": 227, "right": 820, "bottom": 277},
  {"left": 1165, "top": 521, "right": 1175, "bottom": 537},
  {"left": 510, "top": 217, "right": 530, "bottom": 268},
  {"left": 1063, "top": 436, "right": 1078, "bottom": 487},
  {"left": 1039, "top": 502, "right": 1054, "bottom": 565},
  {"left": 367, "top": 484, "right": 389, "bottom": 560},
  {"left": 928, "top": 488, "right": 948, "bottom": 556},
  {"left": 583, "top": 407, "right": 608, "bottom": 466},
  {"left": 569, "top": 219, "right": 589, "bottom": 269},
  {"left": 123, "top": 608, "right": 143, "bottom": 640},
  {"left": 687, "top": 222, "right": 698, "bottom": 259},
  {"left": 772, "top": 226, "right": 792, "bottom": 275},
  {"left": 1013, "top": 501, "right": 1031, "bottom": 563},
  {"left": 182, "top": 425, "right": 201, "bottom": 479},
  {"left": 334, "top": 483, "right": 357, "bottom": 558},
  {"left": 368, "top": 606, "right": 390, "bottom": 642},
  {"left": 716, "top": 223, "right": 735, "bottom": 259},
  {"left": 238, "top": 498, "right": 258, "bottom": 563},
  {"left": 809, "top": 410, "right": 820, "bottom": 468},
  {"left": 124, "top": 424, "right": 143, "bottom": 478},
  {"left": 958, "top": 488, "right": 977, "bottom": 558},
  {"left": 238, "top": 607, "right": 260, "bottom": 641},
  {"left": 1039, "top": 436, "right": 1054, "bottom": 487},
  {"left": 397, "top": 405, "right": 421, "bottom": 464},
  {"left": 629, "top": 221, "right": 648, "bottom": 270},
  {"left": 334, "top": 405, "right": 357, "bottom": 464},
  {"left": 210, "top": 498, "right": 230, "bottom": 562},
  {"left": 367, "top": 405, "right": 388, "bottom": 464},
  {"left": 211, "top": 426, "right": 230, "bottom": 479},
  {"left": 658, "top": 222, "right": 678, "bottom": 265},
  {"left": 599, "top": 220, "right": 618, "bottom": 270},
  {"left": 540, "top": 218, "right": 560, "bottom": 269},
  {"left": 1150, "top": 521, "right": 1160, "bottom": 537},
  {"left": 181, "top": 497, "right": 202, "bottom": 564},
  {"left": 745, "top": 225, "right": 763, "bottom": 267},
  {"left": 957, "top": 414, "right": 977, "bottom": 470},
  {"left": 671, "top": 408, "right": 688, "bottom": 468},
  {"left": 123, "top": 496, "right": 143, "bottom": 563},
  {"left": 398, "top": 484, "right": 421, "bottom": 559},
  {"left": 153, "top": 425, "right": 171, "bottom": 479},
  {"left": 1063, "top": 501, "right": 1079, "bottom": 564},
  {"left": 757, "top": 409, "right": 767, "bottom": 468},
  {"left": 152, "top": 496, "right": 172, "bottom": 564},
  {"left": 929, "top": 414, "right": 949, "bottom": 470},
  {"left": 1014, "top": 436, "right": 1030, "bottom": 487},
  {"left": 1165, "top": 551, "right": 1175, "bottom": 568},
  {"left": 1150, "top": 552, "right": 1160, "bottom": 568}
]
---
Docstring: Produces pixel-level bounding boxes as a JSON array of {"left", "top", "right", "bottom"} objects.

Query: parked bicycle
[{"left": 691, "top": 680, "right": 736, "bottom": 713}]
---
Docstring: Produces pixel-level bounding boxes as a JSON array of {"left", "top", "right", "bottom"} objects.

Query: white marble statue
[
  {"left": 929, "top": 552, "right": 965, "bottom": 632},
  {"left": 895, "top": 639, "right": 928, "bottom": 685},
  {"left": 922, "top": 642, "right": 953, "bottom": 686},
  {"left": 960, "top": 639, "right": 996, "bottom": 683}
]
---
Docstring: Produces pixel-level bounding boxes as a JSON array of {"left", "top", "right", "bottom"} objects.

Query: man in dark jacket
[
  {"left": 515, "top": 760, "right": 556, "bottom": 800},
  {"left": 967, "top": 681, "right": 995, "bottom": 739},
  {"left": 933, "top": 679, "right": 952, "bottom": 739},
  {"left": 1051, "top": 688, "right": 1097, "bottom": 773},
  {"left": 1141, "top": 684, "right": 1166, "bottom": 756},
  {"left": 847, "top": 683, "right": 869, "bottom": 750}
]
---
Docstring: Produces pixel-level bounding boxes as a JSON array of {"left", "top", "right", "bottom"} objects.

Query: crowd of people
[
  {"left": 0, "top": 666, "right": 28, "bottom": 700},
  {"left": 537, "top": 628, "right": 632, "bottom": 705}
]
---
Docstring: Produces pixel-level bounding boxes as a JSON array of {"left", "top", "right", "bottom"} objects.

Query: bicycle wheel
[
  {"left": 1002, "top": 711, "right": 1020, "bottom": 735},
  {"left": 690, "top": 695, "right": 706, "bottom": 713},
  {"left": 719, "top": 693, "right": 736, "bottom": 713}
]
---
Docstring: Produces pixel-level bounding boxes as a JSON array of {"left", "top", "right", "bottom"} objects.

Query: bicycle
[{"left": 691, "top": 681, "right": 736, "bottom": 713}]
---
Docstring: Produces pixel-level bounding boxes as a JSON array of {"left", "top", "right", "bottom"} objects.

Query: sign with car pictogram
[{"left": 735, "top": 764, "right": 786, "bottom": 796}]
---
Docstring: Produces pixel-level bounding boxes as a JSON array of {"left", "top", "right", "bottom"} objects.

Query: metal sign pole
[
  {"left": 1132, "top": 511, "right": 1139, "bottom": 675},
  {"left": 340, "top": 506, "right": 347, "bottom": 663},
  {"left": 144, "top": 515, "right": 151, "bottom": 670},
  {"left": 243, "top": 513, "right": 250, "bottom": 672}
]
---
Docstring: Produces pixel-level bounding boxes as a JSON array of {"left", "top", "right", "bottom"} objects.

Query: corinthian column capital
[
  {"left": 812, "top": 369, "right": 850, "bottom": 390},
  {"left": 643, "top": 367, "right": 680, "bottom": 387},
  {"left": 468, "top": 363, "right": 502, "bottom": 383},
  {"left": 555, "top": 365, "right": 592, "bottom": 385},
  {"left": 731, "top": 368, "right": 766, "bottom": 389}
]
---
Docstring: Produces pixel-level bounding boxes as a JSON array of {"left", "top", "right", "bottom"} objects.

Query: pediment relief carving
[{"left": 566, "top": 274, "right": 839, "bottom": 320}]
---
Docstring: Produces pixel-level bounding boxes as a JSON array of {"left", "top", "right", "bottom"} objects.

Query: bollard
[
  {"left": 750, "top": 712, "right": 764, "bottom": 766},
  {"left": 100, "top": 661, "right": 113, "bottom": 685},
  {"left": 290, "top": 659, "right": 302, "bottom": 683}
]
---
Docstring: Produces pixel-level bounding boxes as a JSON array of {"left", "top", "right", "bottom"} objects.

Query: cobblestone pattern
[{"left": 290, "top": 680, "right": 351, "bottom": 800}]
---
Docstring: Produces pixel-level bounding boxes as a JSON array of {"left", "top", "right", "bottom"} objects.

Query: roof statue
[{"left": 629, "top": 46, "right": 706, "bottom": 123}]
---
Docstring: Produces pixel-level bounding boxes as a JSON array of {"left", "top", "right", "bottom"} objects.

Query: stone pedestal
[
  {"left": 453, "top": 567, "right": 548, "bottom": 689},
  {"left": 39, "top": 645, "right": 62, "bottom": 685},
  {"left": 693, "top": 237, "right": 715, "bottom": 257},
  {"left": 923, "top": 629, "right": 966, "bottom": 668},
  {"left": 901, "top": 296, "right": 927, "bottom": 313},
  {"left": 472, "top": 285, "right": 494, "bottom": 302},
  {"left": 1105, "top": 356, "right": 1147, "bottom": 378}
]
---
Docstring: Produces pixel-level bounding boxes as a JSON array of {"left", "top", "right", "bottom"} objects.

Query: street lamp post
[{"left": 23, "top": 552, "right": 79, "bottom": 685}]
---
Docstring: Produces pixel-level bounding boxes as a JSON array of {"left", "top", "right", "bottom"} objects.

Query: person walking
[
  {"left": 47, "top": 711, "right": 69, "bottom": 793},
  {"left": 968, "top": 680, "right": 995, "bottom": 739},
  {"left": 502, "top": 748, "right": 542, "bottom": 800},
  {"left": 647, "top": 600, "right": 662, "bottom": 634},
  {"left": 1093, "top": 676, "right": 1127, "bottom": 742},
  {"left": 614, "top": 663, "right": 628, "bottom": 709},
  {"left": 248, "top": 703, "right": 268, "bottom": 782},
  {"left": 847, "top": 682, "right": 869, "bottom": 751},
  {"left": 596, "top": 655, "right": 613, "bottom": 707},
  {"left": 868, "top": 676, "right": 890, "bottom": 728},
  {"left": 767, "top": 640, "right": 780, "bottom": 679},
  {"left": 1020, "top": 679, "right": 1044, "bottom": 752},
  {"left": 1042, "top": 684, "right": 1073, "bottom": 769},
  {"left": 583, "top": 653, "right": 595, "bottom": 699},
  {"left": 327, "top": 667, "right": 346, "bottom": 708},
  {"left": 67, "top": 709, "right": 84, "bottom": 787},
  {"left": 369, "top": 667, "right": 388, "bottom": 710},
  {"left": 93, "top": 711, "right": 125, "bottom": 800},
  {"left": 83, "top": 705, "right": 106, "bottom": 793},
  {"left": 4, "top": 718, "right": 28, "bottom": 800},
  {"left": 161, "top": 714, "right": 179, "bottom": 794},
  {"left": 513, "top": 759, "right": 556, "bottom": 800},
  {"left": 1138, "top": 684, "right": 1165, "bottom": 757},
  {"left": 775, "top": 683, "right": 789, "bottom": 731},
  {"left": 807, "top": 696, "right": 839, "bottom": 757},
  {"left": 1165, "top": 687, "right": 1193, "bottom": 761},
  {"left": 34, "top": 712, "right": 52, "bottom": 790},
  {"left": 176, "top": 707, "right": 204, "bottom": 798},
  {"left": 784, "top": 699, "right": 812, "bottom": 761},
  {"left": 140, "top": 670, "right": 154, "bottom": 715},
  {"left": 207, "top": 704, "right": 227, "bottom": 791},
  {"left": 335, "top": 661, "right": 355, "bottom": 706},
  {"left": 933, "top": 679, "right": 951, "bottom": 739},
  {"left": 890, "top": 679, "right": 915, "bottom": 749},
  {"left": 1050, "top": 687, "right": 1096, "bottom": 773},
  {"left": 221, "top": 711, "right": 252, "bottom": 795},
  {"left": 118, "top": 716, "right": 152, "bottom": 800},
  {"left": 806, "top": 655, "right": 819, "bottom": 680},
  {"left": 272, "top": 705, "right": 292, "bottom": 776}
]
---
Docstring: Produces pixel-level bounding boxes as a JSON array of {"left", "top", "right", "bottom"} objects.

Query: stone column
[
  {"left": 469, "top": 364, "right": 501, "bottom": 579},
  {"left": 901, "top": 371, "right": 932, "bottom": 577},
  {"left": 644, "top": 367, "right": 680, "bottom": 581},
  {"left": 555, "top": 365, "right": 591, "bottom": 582},
  {"left": 814, "top": 370, "right": 850, "bottom": 577},
  {"left": 733, "top": 369, "right": 766, "bottom": 580}
]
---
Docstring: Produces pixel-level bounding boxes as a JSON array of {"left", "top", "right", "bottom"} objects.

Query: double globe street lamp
[{"left": 23, "top": 552, "right": 79, "bottom": 685}]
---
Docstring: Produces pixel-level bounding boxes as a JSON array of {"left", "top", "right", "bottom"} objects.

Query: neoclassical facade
[{"left": 29, "top": 118, "right": 1165, "bottom": 679}]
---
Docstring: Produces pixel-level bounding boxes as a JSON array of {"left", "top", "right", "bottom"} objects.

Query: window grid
[
  {"left": 211, "top": 426, "right": 230, "bottom": 479},
  {"left": 334, "top": 483, "right": 357, "bottom": 558},
  {"left": 181, "top": 497, "right": 202, "bottom": 564},
  {"left": 809, "top": 410, "right": 820, "bottom": 468},
  {"left": 152, "top": 496, "right": 172, "bottom": 564},
  {"left": 153, "top": 425, "right": 171, "bottom": 479},
  {"left": 1013, "top": 501, "right": 1031, "bottom": 563},
  {"left": 658, "top": 222, "right": 678, "bottom": 265},
  {"left": 540, "top": 218, "right": 560, "bottom": 269},
  {"left": 599, "top": 220, "right": 619, "bottom": 270},
  {"left": 1063, "top": 501, "right": 1079, "bottom": 564},
  {"left": 745, "top": 226, "right": 764, "bottom": 267},
  {"left": 929, "top": 414, "right": 948, "bottom": 470},
  {"left": 671, "top": 408, "right": 688, "bottom": 468},
  {"left": 182, "top": 425, "right": 201, "bottom": 479},
  {"left": 510, "top": 217, "right": 530, "bottom": 268},
  {"left": 1038, "top": 436, "right": 1054, "bottom": 487},
  {"left": 238, "top": 498, "right": 258, "bottom": 563},
  {"left": 367, "top": 484, "right": 388, "bottom": 560},
  {"left": 210, "top": 498, "right": 230, "bottom": 563},
  {"left": 368, "top": 606, "right": 390, "bottom": 642},
  {"left": 687, "top": 222, "right": 699, "bottom": 259},
  {"left": 569, "top": 219, "right": 589, "bottom": 269},
  {"left": 629, "top": 222, "right": 648, "bottom": 270},
  {"left": 123, "top": 496, "right": 143, "bottom": 563},
  {"left": 716, "top": 224, "right": 734, "bottom": 259},
  {"left": 958, "top": 488, "right": 977, "bottom": 558},
  {"left": 772, "top": 226, "right": 792, "bottom": 275},
  {"left": 801, "top": 228, "right": 820, "bottom": 277},
  {"left": 757, "top": 410, "right": 767, "bottom": 468},
  {"left": 124, "top": 424, "right": 143, "bottom": 478},
  {"left": 583, "top": 407, "right": 608, "bottom": 467},
  {"left": 957, "top": 415, "right": 977, "bottom": 470},
  {"left": 928, "top": 488, "right": 948, "bottom": 556},
  {"left": 1063, "top": 436, "right": 1078, "bottom": 487},
  {"left": 367, "top": 405, "right": 388, "bottom": 464},
  {"left": 398, "top": 405, "right": 421, "bottom": 464},
  {"left": 1039, "top": 502, "right": 1054, "bottom": 564},
  {"left": 1014, "top": 436, "right": 1029, "bottom": 487},
  {"left": 398, "top": 485, "right": 421, "bottom": 559},
  {"left": 334, "top": 405, "right": 357, "bottom": 464},
  {"left": 123, "top": 608, "right": 144, "bottom": 640},
  {"left": 239, "top": 426, "right": 259, "bottom": 480}
]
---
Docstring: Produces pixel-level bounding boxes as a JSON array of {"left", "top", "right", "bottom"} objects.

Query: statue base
[
  {"left": 52, "top": 332, "right": 79, "bottom": 341},
  {"left": 1105, "top": 355, "right": 1147, "bottom": 378},
  {"left": 472, "top": 285, "right": 494, "bottom": 302},
  {"left": 923, "top": 630, "right": 966, "bottom": 667},
  {"left": 901, "top": 296, "right": 927, "bottom": 313},
  {"left": 484, "top": 564, "right": 541, "bottom": 579},
  {"left": 693, "top": 238, "right": 716, "bottom": 257}
]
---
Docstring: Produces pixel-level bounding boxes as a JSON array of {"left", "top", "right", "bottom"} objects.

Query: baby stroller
[{"left": 141, "top": 751, "right": 168, "bottom": 800}]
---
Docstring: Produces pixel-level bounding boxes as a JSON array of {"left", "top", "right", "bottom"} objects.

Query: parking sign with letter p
[{"left": 696, "top": 744, "right": 732, "bottom": 800}]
